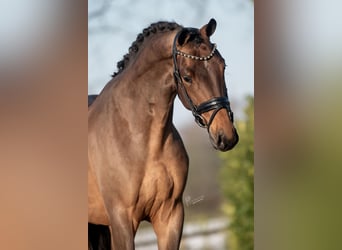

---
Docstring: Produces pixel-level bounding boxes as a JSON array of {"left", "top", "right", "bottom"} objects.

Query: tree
[{"left": 219, "top": 95, "right": 254, "bottom": 250}]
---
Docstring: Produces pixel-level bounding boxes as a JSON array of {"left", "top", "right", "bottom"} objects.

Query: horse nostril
[
  {"left": 217, "top": 134, "right": 222, "bottom": 145},
  {"left": 216, "top": 131, "right": 226, "bottom": 148}
]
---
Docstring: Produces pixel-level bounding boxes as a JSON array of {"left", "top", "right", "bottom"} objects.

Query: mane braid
[{"left": 112, "top": 21, "right": 182, "bottom": 77}]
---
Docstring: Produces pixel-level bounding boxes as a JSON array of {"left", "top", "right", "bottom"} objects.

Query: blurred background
[{"left": 88, "top": 0, "right": 254, "bottom": 249}]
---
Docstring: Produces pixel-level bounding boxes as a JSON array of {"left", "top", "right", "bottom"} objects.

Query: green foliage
[{"left": 219, "top": 96, "right": 254, "bottom": 250}]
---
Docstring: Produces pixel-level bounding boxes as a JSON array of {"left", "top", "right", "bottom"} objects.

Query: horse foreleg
[
  {"left": 152, "top": 201, "right": 184, "bottom": 250},
  {"left": 109, "top": 209, "right": 135, "bottom": 250}
]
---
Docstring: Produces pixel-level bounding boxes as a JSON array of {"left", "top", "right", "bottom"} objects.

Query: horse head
[{"left": 173, "top": 18, "right": 239, "bottom": 151}]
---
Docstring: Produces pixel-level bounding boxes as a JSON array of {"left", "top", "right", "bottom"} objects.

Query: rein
[{"left": 172, "top": 30, "right": 234, "bottom": 129}]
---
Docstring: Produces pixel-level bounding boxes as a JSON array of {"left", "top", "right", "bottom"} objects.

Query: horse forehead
[{"left": 194, "top": 42, "right": 211, "bottom": 53}]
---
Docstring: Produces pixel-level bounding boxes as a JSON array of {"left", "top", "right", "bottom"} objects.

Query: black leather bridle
[{"left": 172, "top": 29, "right": 234, "bottom": 129}]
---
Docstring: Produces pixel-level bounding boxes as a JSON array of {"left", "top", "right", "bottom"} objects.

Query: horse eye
[{"left": 183, "top": 75, "right": 192, "bottom": 83}]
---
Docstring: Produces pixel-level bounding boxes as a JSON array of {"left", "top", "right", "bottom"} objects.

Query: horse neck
[{"left": 106, "top": 31, "right": 178, "bottom": 142}]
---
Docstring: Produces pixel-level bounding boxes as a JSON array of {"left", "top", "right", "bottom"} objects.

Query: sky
[{"left": 88, "top": 0, "right": 254, "bottom": 128}]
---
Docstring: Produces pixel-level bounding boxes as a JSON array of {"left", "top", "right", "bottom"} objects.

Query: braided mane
[{"left": 112, "top": 21, "right": 182, "bottom": 77}]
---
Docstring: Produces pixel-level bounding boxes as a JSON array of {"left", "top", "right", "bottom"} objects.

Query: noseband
[{"left": 172, "top": 30, "right": 234, "bottom": 129}]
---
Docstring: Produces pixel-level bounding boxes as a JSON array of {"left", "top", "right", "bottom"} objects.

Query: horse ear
[
  {"left": 200, "top": 18, "right": 217, "bottom": 38},
  {"left": 177, "top": 28, "right": 189, "bottom": 46}
]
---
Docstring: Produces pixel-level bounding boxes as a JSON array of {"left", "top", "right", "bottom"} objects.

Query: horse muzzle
[{"left": 210, "top": 127, "right": 239, "bottom": 151}]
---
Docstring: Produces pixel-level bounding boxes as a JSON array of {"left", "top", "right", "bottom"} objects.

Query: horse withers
[{"left": 88, "top": 18, "right": 238, "bottom": 249}]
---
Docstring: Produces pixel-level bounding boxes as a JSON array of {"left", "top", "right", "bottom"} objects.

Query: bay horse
[{"left": 88, "top": 19, "right": 238, "bottom": 250}]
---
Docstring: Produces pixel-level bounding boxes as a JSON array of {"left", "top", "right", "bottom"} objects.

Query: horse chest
[{"left": 142, "top": 159, "right": 188, "bottom": 201}]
